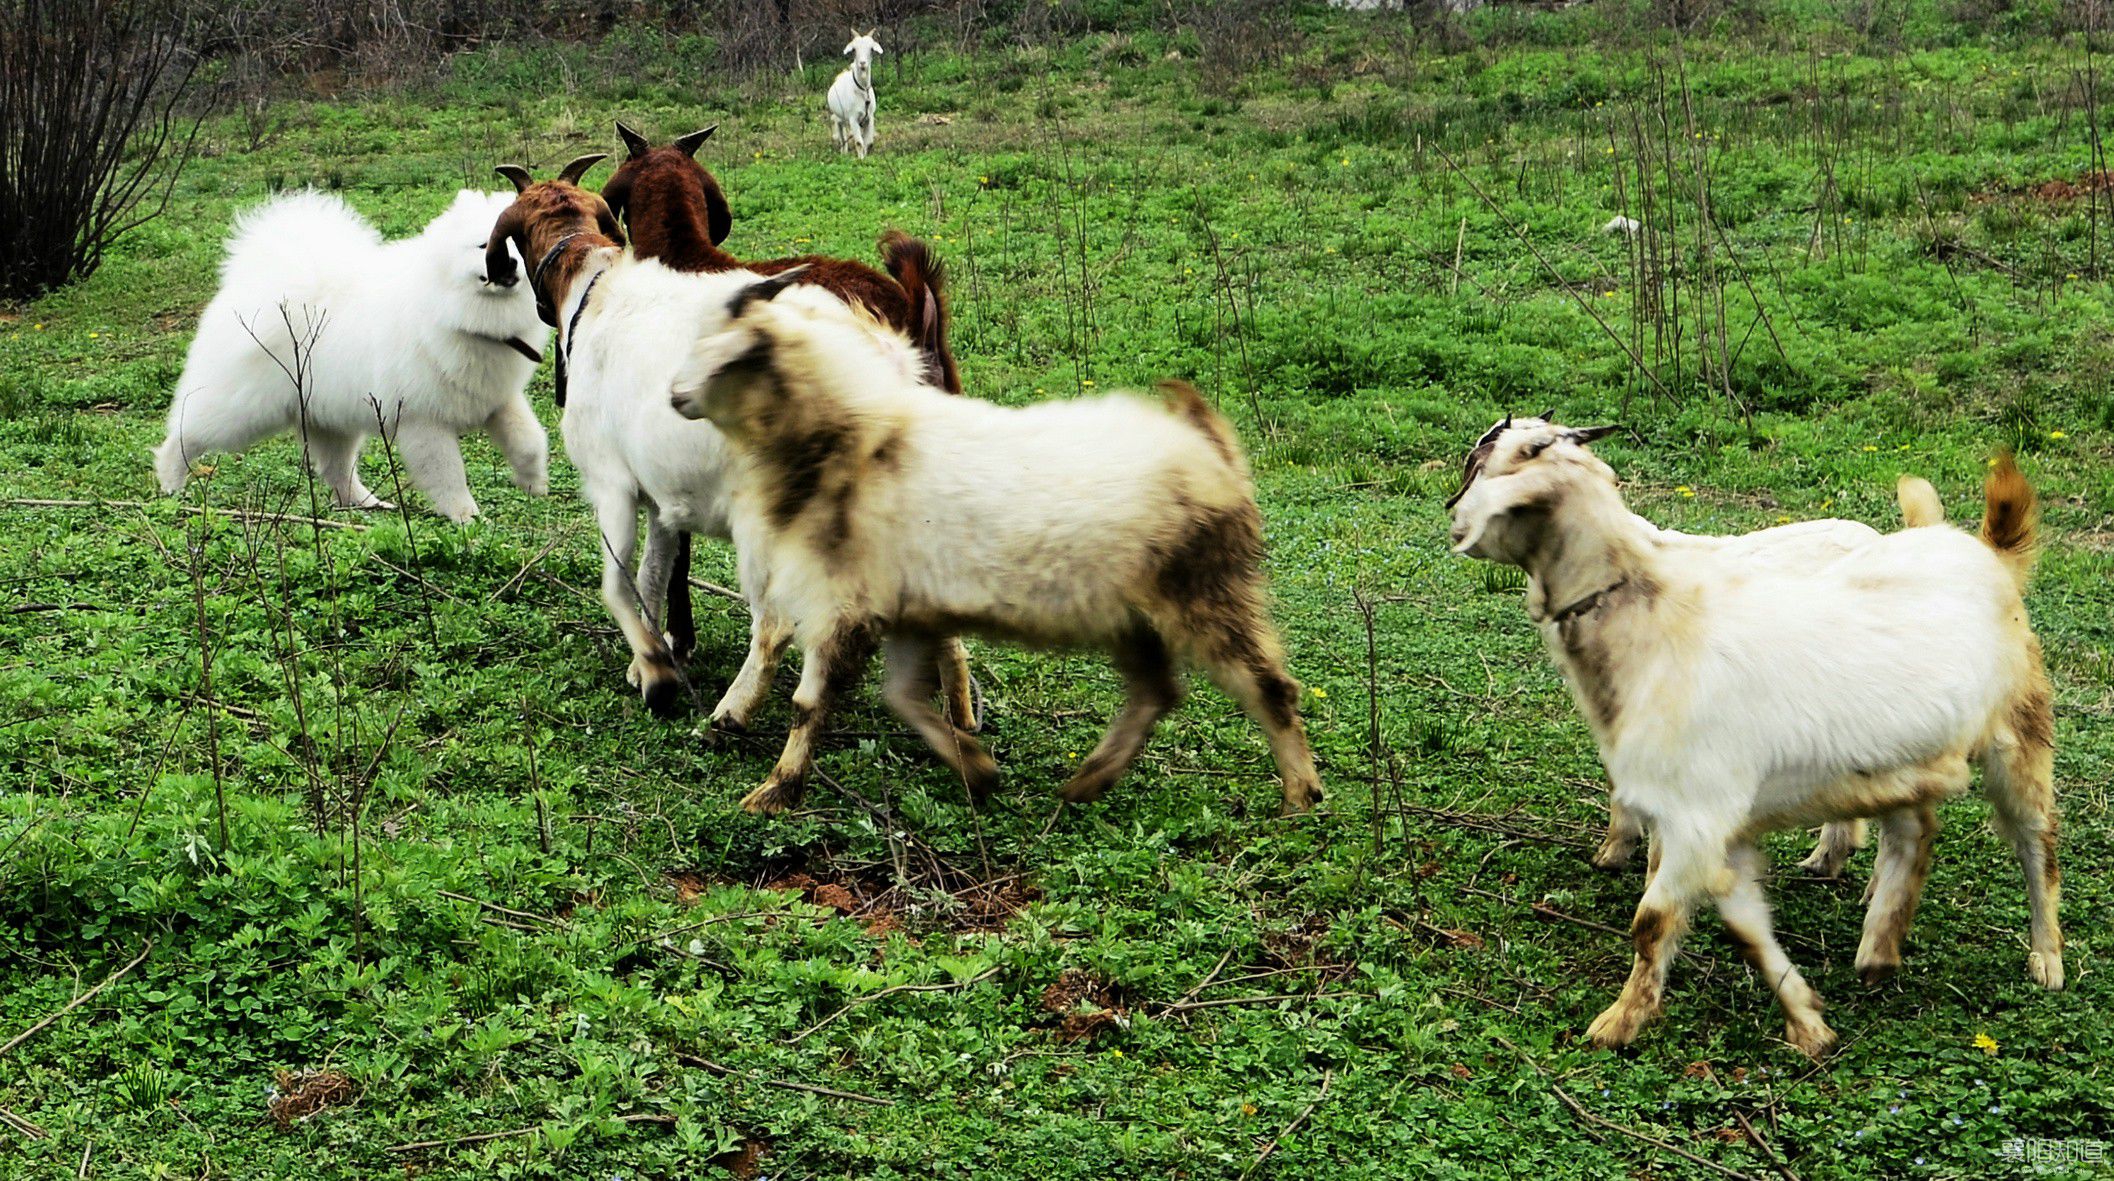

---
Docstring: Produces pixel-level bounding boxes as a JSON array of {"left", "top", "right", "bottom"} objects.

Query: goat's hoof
[
  {"left": 642, "top": 675, "right": 683, "bottom": 720},
  {"left": 740, "top": 777, "right": 801, "bottom": 815},
  {"left": 1857, "top": 958, "right": 1900, "bottom": 988},
  {"left": 1585, "top": 1002, "right": 1648, "bottom": 1050},
  {"left": 1278, "top": 781, "right": 1324, "bottom": 817},
  {"left": 707, "top": 711, "right": 749, "bottom": 737},
  {"left": 1795, "top": 848, "right": 1851, "bottom": 879},
  {"left": 1784, "top": 1015, "right": 1838, "bottom": 1059},
  {"left": 1591, "top": 839, "right": 1637, "bottom": 871},
  {"left": 1056, "top": 772, "right": 1110, "bottom": 805},
  {"left": 2029, "top": 951, "right": 2065, "bottom": 991}
]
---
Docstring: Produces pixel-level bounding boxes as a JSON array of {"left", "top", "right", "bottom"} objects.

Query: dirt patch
[
  {"left": 268, "top": 1069, "right": 356, "bottom": 1129},
  {"left": 1974, "top": 170, "right": 2114, "bottom": 203},
  {"left": 711, "top": 1137, "right": 769, "bottom": 1178},
  {"left": 1040, "top": 968, "right": 1128, "bottom": 1043}
]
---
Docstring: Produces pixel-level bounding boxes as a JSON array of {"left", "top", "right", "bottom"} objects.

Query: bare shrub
[{"left": 0, "top": 0, "right": 212, "bottom": 300}]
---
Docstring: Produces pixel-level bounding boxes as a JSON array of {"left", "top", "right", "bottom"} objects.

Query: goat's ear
[
  {"left": 556, "top": 153, "right": 609, "bottom": 186},
  {"left": 616, "top": 120, "right": 649, "bottom": 158},
  {"left": 593, "top": 195, "right": 626, "bottom": 248},
  {"left": 483, "top": 202, "right": 527, "bottom": 288},
  {"left": 673, "top": 125, "right": 717, "bottom": 157},
  {"left": 1564, "top": 424, "right": 1622, "bottom": 446},
  {"left": 701, "top": 173, "right": 732, "bottom": 246},
  {"left": 494, "top": 165, "right": 533, "bottom": 194},
  {"left": 727, "top": 265, "right": 811, "bottom": 320},
  {"left": 1538, "top": 407, "right": 1556, "bottom": 422}
]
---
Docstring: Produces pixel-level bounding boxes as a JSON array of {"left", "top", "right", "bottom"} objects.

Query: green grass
[{"left": 2, "top": 7, "right": 2112, "bottom": 1178}]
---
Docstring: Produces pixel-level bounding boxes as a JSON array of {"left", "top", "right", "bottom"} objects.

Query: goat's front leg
[
  {"left": 1586, "top": 818, "right": 1727, "bottom": 1050},
  {"left": 1857, "top": 803, "right": 1942, "bottom": 985},
  {"left": 1593, "top": 794, "right": 1643, "bottom": 870},
  {"left": 741, "top": 622, "right": 875, "bottom": 815},
  {"left": 1716, "top": 843, "right": 1834, "bottom": 1058},
  {"left": 709, "top": 542, "right": 791, "bottom": 732},
  {"left": 592, "top": 491, "right": 683, "bottom": 718}
]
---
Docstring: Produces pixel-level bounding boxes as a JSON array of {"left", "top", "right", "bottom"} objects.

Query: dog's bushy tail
[
  {"left": 1980, "top": 453, "right": 2039, "bottom": 591},
  {"left": 221, "top": 189, "right": 381, "bottom": 288},
  {"left": 878, "top": 229, "right": 960, "bottom": 395}
]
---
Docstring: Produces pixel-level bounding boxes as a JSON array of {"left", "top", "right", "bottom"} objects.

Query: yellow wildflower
[
  {"left": 2049, "top": 431, "right": 2067, "bottom": 440},
  {"left": 1242, "top": 1103, "right": 1258, "bottom": 1116},
  {"left": 1974, "top": 1032, "right": 1999, "bottom": 1056},
  {"left": 1312, "top": 687, "right": 1328, "bottom": 700},
  {"left": 1675, "top": 485, "right": 1695, "bottom": 498},
  {"left": 1862, "top": 445, "right": 1878, "bottom": 452}
]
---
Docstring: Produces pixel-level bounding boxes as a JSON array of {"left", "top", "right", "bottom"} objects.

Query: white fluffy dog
[{"left": 154, "top": 189, "right": 551, "bottom": 522}]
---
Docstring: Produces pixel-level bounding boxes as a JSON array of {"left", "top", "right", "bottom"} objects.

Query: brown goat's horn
[
  {"left": 673, "top": 125, "right": 717, "bottom": 157},
  {"left": 494, "top": 164, "right": 533, "bottom": 193},
  {"left": 616, "top": 121, "right": 649, "bottom": 158},
  {"left": 556, "top": 153, "right": 609, "bottom": 186}
]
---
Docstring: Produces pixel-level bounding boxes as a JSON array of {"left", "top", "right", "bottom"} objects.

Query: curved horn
[
  {"left": 494, "top": 164, "right": 533, "bottom": 193},
  {"left": 673, "top": 125, "right": 717, "bottom": 157},
  {"left": 615, "top": 120, "right": 649, "bottom": 158},
  {"left": 556, "top": 152, "right": 609, "bottom": 186}
]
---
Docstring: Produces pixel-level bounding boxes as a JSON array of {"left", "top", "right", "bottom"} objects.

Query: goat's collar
[
  {"left": 529, "top": 232, "right": 588, "bottom": 318},
  {"left": 551, "top": 263, "right": 611, "bottom": 409},
  {"left": 1535, "top": 578, "right": 1630, "bottom": 626},
  {"left": 853, "top": 70, "right": 872, "bottom": 93}
]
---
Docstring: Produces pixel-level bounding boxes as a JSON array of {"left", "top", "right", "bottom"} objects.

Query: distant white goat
[
  {"left": 828, "top": 30, "right": 883, "bottom": 158},
  {"left": 155, "top": 190, "right": 549, "bottom": 522},
  {"left": 1449, "top": 418, "right": 2063, "bottom": 1057},
  {"left": 668, "top": 271, "right": 1325, "bottom": 818}
]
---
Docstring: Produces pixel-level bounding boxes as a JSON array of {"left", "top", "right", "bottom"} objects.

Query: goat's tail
[
  {"left": 878, "top": 229, "right": 961, "bottom": 395},
  {"left": 1895, "top": 474, "right": 1946, "bottom": 528},
  {"left": 1980, "top": 452, "right": 2039, "bottom": 590},
  {"left": 1157, "top": 380, "right": 1249, "bottom": 476}
]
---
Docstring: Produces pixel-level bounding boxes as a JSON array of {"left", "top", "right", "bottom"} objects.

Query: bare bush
[{"left": 0, "top": 0, "right": 211, "bottom": 300}]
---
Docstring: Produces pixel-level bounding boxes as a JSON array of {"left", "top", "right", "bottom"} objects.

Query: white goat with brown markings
[
  {"left": 668, "top": 270, "right": 1324, "bottom": 817},
  {"left": 1448, "top": 418, "right": 2063, "bottom": 1057}
]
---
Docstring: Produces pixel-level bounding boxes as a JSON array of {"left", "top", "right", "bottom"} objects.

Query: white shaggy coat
[
  {"left": 827, "top": 33, "right": 882, "bottom": 158},
  {"left": 155, "top": 189, "right": 549, "bottom": 522},
  {"left": 1449, "top": 420, "right": 2062, "bottom": 1057},
  {"left": 669, "top": 281, "right": 1323, "bottom": 817}
]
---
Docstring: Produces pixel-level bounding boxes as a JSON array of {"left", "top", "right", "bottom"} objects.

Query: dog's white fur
[
  {"left": 668, "top": 278, "right": 1323, "bottom": 817},
  {"left": 828, "top": 31, "right": 883, "bottom": 158},
  {"left": 155, "top": 189, "right": 549, "bottom": 521},
  {"left": 1449, "top": 419, "right": 2062, "bottom": 1056}
]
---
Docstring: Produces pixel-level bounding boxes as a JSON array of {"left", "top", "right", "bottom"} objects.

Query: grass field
[{"left": 2, "top": 6, "right": 2111, "bottom": 1177}]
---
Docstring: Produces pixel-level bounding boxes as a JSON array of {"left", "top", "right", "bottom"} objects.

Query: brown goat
[{"left": 600, "top": 121, "right": 976, "bottom": 730}]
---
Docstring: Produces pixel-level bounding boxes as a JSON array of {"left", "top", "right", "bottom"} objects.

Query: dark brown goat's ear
[
  {"left": 495, "top": 165, "right": 533, "bottom": 193},
  {"left": 616, "top": 121, "right": 650, "bottom": 158},
  {"left": 1565, "top": 424, "right": 1622, "bottom": 445},
  {"left": 1538, "top": 407, "right": 1556, "bottom": 421},
  {"left": 673, "top": 125, "right": 717, "bottom": 157},
  {"left": 701, "top": 173, "right": 732, "bottom": 246},
  {"left": 556, "top": 153, "right": 609, "bottom": 186},
  {"left": 593, "top": 195, "right": 626, "bottom": 248},
  {"left": 726, "top": 265, "right": 810, "bottom": 319}
]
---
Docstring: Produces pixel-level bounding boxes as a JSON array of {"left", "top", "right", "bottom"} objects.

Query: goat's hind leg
[
  {"left": 1192, "top": 613, "right": 1323, "bottom": 816},
  {"left": 1057, "top": 624, "right": 1184, "bottom": 807},
  {"left": 743, "top": 622, "right": 876, "bottom": 815},
  {"left": 1984, "top": 681, "right": 2065, "bottom": 990},
  {"left": 1797, "top": 818, "right": 1867, "bottom": 878},
  {"left": 936, "top": 636, "right": 980, "bottom": 733},
  {"left": 1718, "top": 843, "right": 1834, "bottom": 1057},
  {"left": 592, "top": 492, "right": 684, "bottom": 718},
  {"left": 882, "top": 632, "right": 999, "bottom": 802}
]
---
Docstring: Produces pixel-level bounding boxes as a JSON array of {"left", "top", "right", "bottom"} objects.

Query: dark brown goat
[{"left": 600, "top": 121, "right": 976, "bottom": 730}]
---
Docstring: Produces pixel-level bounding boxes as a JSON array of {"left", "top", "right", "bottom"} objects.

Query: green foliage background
[{"left": 1, "top": 4, "right": 2109, "bottom": 1177}]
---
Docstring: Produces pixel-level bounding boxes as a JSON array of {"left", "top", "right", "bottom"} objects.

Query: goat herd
[{"left": 150, "top": 109, "right": 2065, "bottom": 1059}]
